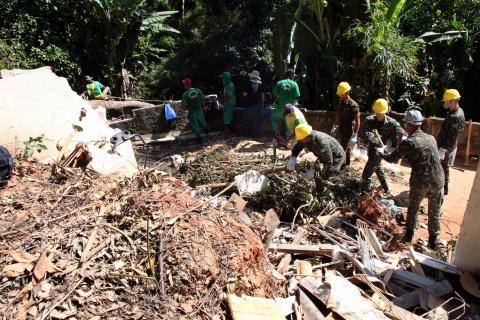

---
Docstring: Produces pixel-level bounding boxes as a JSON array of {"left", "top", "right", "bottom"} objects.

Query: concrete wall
[
  {"left": 452, "top": 162, "right": 480, "bottom": 274},
  {"left": 304, "top": 110, "right": 480, "bottom": 159}
]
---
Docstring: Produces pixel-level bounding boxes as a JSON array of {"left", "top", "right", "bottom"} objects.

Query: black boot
[
  {"left": 403, "top": 229, "right": 414, "bottom": 243},
  {"left": 444, "top": 184, "right": 448, "bottom": 196},
  {"left": 428, "top": 236, "right": 438, "bottom": 250},
  {"left": 195, "top": 134, "right": 202, "bottom": 144}
]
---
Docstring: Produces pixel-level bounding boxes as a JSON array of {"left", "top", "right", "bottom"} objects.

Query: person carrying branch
[
  {"left": 436, "top": 89, "right": 465, "bottom": 195},
  {"left": 181, "top": 78, "right": 207, "bottom": 144},
  {"left": 331, "top": 82, "right": 360, "bottom": 166},
  {"left": 287, "top": 123, "right": 345, "bottom": 189},
  {"left": 361, "top": 98, "right": 405, "bottom": 194},
  {"left": 377, "top": 110, "right": 444, "bottom": 249}
]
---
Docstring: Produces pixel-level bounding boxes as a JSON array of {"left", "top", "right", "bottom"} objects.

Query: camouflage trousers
[
  {"left": 339, "top": 133, "right": 352, "bottom": 166},
  {"left": 361, "top": 155, "right": 389, "bottom": 192},
  {"left": 406, "top": 184, "right": 443, "bottom": 240}
]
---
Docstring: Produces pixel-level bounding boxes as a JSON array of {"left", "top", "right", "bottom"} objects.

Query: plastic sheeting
[{"left": 0, "top": 67, "right": 137, "bottom": 177}]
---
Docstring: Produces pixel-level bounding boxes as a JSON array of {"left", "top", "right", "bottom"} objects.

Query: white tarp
[{"left": 0, "top": 67, "right": 138, "bottom": 177}]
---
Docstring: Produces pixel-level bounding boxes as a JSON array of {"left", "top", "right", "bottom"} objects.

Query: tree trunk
[{"left": 88, "top": 100, "right": 154, "bottom": 110}]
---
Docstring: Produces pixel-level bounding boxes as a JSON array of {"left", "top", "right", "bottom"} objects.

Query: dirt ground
[{"left": 350, "top": 156, "right": 477, "bottom": 241}]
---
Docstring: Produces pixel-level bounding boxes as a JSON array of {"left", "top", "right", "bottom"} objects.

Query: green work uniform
[
  {"left": 382, "top": 129, "right": 444, "bottom": 243},
  {"left": 285, "top": 106, "right": 306, "bottom": 138},
  {"left": 361, "top": 115, "right": 405, "bottom": 193},
  {"left": 336, "top": 97, "right": 360, "bottom": 166},
  {"left": 182, "top": 88, "right": 207, "bottom": 134},
  {"left": 436, "top": 106, "right": 465, "bottom": 194},
  {"left": 223, "top": 82, "right": 236, "bottom": 125},
  {"left": 292, "top": 130, "right": 346, "bottom": 181},
  {"left": 86, "top": 81, "right": 104, "bottom": 99},
  {"left": 272, "top": 79, "right": 300, "bottom": 130}
]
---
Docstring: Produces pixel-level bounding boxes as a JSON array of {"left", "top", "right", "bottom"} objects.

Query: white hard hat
[{"left": 404, "top": 110, "right": 423, "bottom": 125}]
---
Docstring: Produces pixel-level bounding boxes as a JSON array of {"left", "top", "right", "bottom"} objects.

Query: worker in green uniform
[
  {"left": 84, "top": 76, "right": 111, "bottom": 100},
  {"left": 181, "top": 78, "right": 207, "bottom": 143},
  {"left": 378, "top": 110, "right": 444, "bottom": 249},
  {"left": 436, "top": 89, "right": 465, "bottom": 195},
  {"left": 274, "top": 103, "right": 307, "bottom": 148},
  {"left": 220, "top": 71, "right": 236, "bottom": 134},
  {"left": 272, "top": 69, "right": 300, "bottom": 135}
]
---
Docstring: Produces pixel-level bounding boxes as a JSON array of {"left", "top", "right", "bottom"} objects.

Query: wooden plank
[
  {"left": 295, "top": 260, "right": 312, "bottom": 279},
  {"left": 269, "top": 243, "right": 335, "bottom": 256},
  {"left": 383, "top": 254, "right": 400, "bottom": 285},
  {"left": 409, "top": 247, "right": 425, "bottom": 277},
  {"left": 393, "top": 289, "right": 421, "bottom": 309},
  {"left": 276, "top": 227, "right": 308, "bottom": 274},
  {"left": 465, "top": 119, "right": 472, "bottom": 166},
  {"left": 391, "top": 269, "right": 453, "bottom": 296},
  {"left": 56, "top": 133, "right": 74, "bottom": 162},
  {"left": 227, "top": 294, "right": 285, "bottom": 320},
  {"left": 410, "top": 250, "right": 460, "bottom": 275},
  {"left": 298, "top": 289, "right": 326, "bottom": 320},
  {"left": 262, "top": 209, "right": 280, "bottom": 251}
]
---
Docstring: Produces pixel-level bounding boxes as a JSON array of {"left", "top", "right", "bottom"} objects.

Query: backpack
[{"left": 0, "top": 146, "right": 14, "bottom": 186}]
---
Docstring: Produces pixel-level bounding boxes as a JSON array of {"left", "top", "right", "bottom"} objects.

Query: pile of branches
[
  {"left": 176, "top": 147, "right": 362, "bottom": 219},
  {"left": 1, "top": 162, "right": 283, "bottom": 319}
]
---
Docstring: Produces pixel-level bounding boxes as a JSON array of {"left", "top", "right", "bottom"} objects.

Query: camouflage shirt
[
  {"left": 362, "top": 115, "right": 405, "bottom": 157},
  {"left": 336, "top": 97, "right": 360, "bottom": 137},
  {"left": 292, "top": 130, "right": 345, "bottom": 167},
  {"left": 383, "top": 129, "right": 445, "bottom": 189},
  {"left": 437, "top": 106, "right": 465, "bottom": 152}
]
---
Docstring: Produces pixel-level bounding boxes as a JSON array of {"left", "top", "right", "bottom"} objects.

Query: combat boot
[
  {"left": 403, "top": 229, "right": 414, "bottom": 244},
  {"left": 443, "top": 184, "right": 449, "bottom": 196},
  {"left": 428, "top": 236, "right": 438, "bottom": 250}
]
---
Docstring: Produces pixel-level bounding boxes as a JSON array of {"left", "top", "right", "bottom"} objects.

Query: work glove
[
  {"left": 287, "top": 157, "right": 298, "bottom": 171},
  {"left": 438, "top": 148, "right": 447, "bottom": 160},
  {"left": 330, "top": 125, "right": 338, "bottom": 137},
  {"left": 366, "top": 132, "right": 380, "bottom": 145},
  {"left": 348, "top": 133, "right": 358, "bottom": 147},
  {"left": 376, "top": 147, "right": 386, "bottom": 157}
]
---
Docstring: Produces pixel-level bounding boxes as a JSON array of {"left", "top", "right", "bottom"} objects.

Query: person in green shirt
[
  {"left": 272, "top": 69, "right": 300, "bottom": 135},
  {"left": 84, "top": 76, "right": 111, "bottom": 100},
  {"left": 220, "top": 71, "right": 236, "bottom": 134},
  {"left": 181, "top": 78, "right": 207, "bottom": 143}
]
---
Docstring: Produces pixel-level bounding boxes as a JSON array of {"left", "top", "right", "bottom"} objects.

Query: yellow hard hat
[
  {"left": 372, "top": 98, "right": 389, "bottom": 114},
  {"left": 295, "top": 123, "right": 313, "bottom": 141},
  {"left": 337, "top": 82, "right": 351, "bottom": 96},
  {"left": 443, "top": 89, "right": 461, "bottom": 101}
]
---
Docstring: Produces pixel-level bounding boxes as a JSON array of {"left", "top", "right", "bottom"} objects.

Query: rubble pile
[{"left": 0, "top": 161, "right": 283, "bottom": 319}]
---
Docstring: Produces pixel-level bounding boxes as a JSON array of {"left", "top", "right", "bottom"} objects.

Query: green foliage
[
  {"left": 23, "top": 135, "right": 47, "bottom": 158},
  {"left": 347, "top": 1, "right": 420, "bottom": 96}
]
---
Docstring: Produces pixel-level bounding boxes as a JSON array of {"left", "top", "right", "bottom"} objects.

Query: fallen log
[{"left": 88, "top": 100, "right": 154, "bottom": 110}]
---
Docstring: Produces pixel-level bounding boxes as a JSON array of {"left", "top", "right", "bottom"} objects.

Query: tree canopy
[{"left": 1, "top": 0, "right": 479, "bottom": 120}]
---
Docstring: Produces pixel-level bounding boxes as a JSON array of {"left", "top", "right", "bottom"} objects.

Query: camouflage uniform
[
  {"left": 382, "top": 129, "right": 444, "bottom": 244},
  {"left": 361, "top": 115, "right": 404, "bottom": 192},
  {"left": 336, "top": 97, "right": 360, "bottom": 166},
  {"left": 436, "top": 106, "right": 465, "bottom": 194},
  {"left": 292, "top": 130, "right": 346, "bottom": 182}
]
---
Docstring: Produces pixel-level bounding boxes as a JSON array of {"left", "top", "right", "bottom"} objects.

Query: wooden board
[
  {"left": 269, "top": 243, "right": 334, "bottom": 256},
  {"left": 227, "top": 294, "right": 285, "bottom": 320}
]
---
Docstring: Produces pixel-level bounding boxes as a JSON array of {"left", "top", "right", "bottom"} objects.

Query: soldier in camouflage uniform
[
  {"left": 378, "top": 110, "right": 444, "bottom": 249},
  {"left": 361, "top": 99, "right": 405, "bottom": 193},
  {"left": 331, "top": 82, "right": 360, "bottom": 166},
  {"left": 436, "top": 89, "right": 465, "bottom": 195},
  {"left": 287, "top": 124, "right": 345, "bottom": 187}
]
